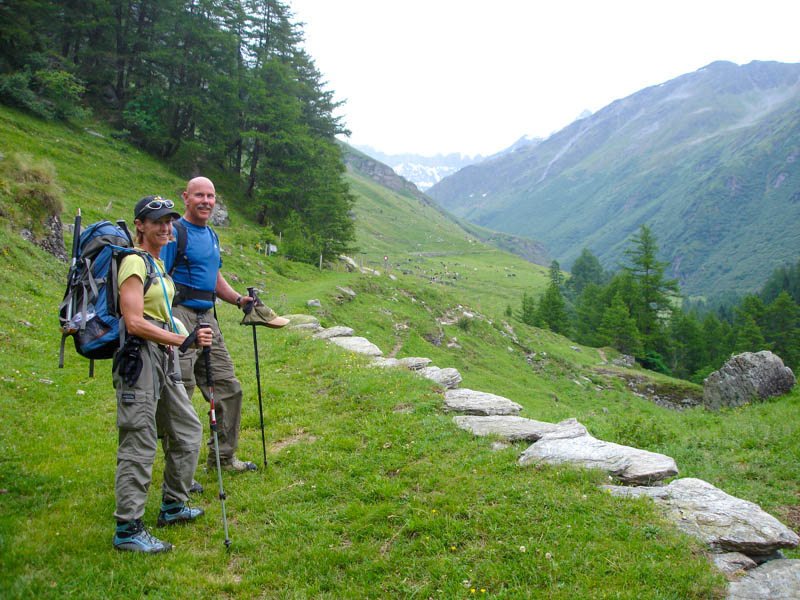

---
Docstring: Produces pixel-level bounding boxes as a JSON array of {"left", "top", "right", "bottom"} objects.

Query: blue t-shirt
[{"left": 161, "top": 218, "right": 222, "bottom": 310}]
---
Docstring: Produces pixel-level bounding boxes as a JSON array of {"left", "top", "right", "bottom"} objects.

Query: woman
[{"left": 112, "top": 195, "right": 212, "bottom": 554}]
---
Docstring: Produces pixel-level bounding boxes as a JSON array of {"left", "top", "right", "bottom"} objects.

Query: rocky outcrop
[
  {"left": 703, "top": 351, "right": 796, "bottom": 409},
  {"left": 21, "top": 215, "right": 68, "bottom": 261},
  {"left": 727, "top": 559, "right": 800, "bottom": 599},
  {"left": 520, "top": 420, "right": 678, "bottom": 485},
  {"left": 607, "top": 478, "right": 800, "bottom": 555},
  {"left": 444, "top": 388, "right": 521, "bottom": 415}
]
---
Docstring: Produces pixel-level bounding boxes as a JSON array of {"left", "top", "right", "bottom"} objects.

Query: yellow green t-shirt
[{"left": 117, "top": 251, "right": 175, "bottom": 325}]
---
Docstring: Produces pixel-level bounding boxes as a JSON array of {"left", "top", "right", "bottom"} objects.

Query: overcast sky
[{"left": 289, "top": 0, "right": 800, "bottom": 157}]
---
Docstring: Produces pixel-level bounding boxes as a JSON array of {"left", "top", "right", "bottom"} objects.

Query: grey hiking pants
[
  {"left": 172, "top": 304, "right": 244, "bottom": 465},
  {"left": 113, "top": 335, "right": 202, "bottom": 522}
]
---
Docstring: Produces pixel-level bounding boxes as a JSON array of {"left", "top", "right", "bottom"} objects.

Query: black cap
[{"left": 134, "top": 195, "right": 181, "bottom": 221}]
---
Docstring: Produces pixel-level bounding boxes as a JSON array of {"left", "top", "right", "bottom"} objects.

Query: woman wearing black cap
[{"left": 111, "top": 195, "right": 212, "bottom": 554}]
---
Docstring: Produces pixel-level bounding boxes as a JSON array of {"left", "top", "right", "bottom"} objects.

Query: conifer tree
[
  {"left": 536, "top": 282, "right": 570, "bottom": 335},
  {"left": 622, "top": 224, "right": 678, "bottom": 352},
  {"left": 599, "top": 292, "right": 643, "bottom": 356}
]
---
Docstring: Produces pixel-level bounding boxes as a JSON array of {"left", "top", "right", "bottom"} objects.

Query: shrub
[{"left": 0, "top": 153, "right": 64, "bottom": 233}]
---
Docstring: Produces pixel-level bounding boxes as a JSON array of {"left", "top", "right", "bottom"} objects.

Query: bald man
[{"left": 161, "top": 177, "right": 257, "bottom": 474}]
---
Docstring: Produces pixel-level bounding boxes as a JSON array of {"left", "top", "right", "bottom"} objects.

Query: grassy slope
[{"left": 0, "top": 106, "right": 797, "bottom": 598}]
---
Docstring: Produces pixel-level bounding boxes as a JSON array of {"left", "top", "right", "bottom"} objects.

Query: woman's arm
[{"left": 119, "top": 275, "right": 211, "bottom": 347}]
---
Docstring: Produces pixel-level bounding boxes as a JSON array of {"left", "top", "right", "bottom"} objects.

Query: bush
[
  {"left": 0, "top": 153, "right": 64, "bottom": 233},
  {"left": 0, "top": 68, "right": 88, "bottom": 121}
]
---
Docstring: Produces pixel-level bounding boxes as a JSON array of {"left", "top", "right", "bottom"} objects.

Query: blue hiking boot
[
  {"left": 113, "top": 519, "right": 172, "bottom": 554},
  {"left": 157, "top": 499, "right": 204, "bottom": 527}
]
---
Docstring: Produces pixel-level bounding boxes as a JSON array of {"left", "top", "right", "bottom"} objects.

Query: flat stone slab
[
  {"left": 727, "top": 559, "right": 800, "bottom": 599},
  {"left": 328, "top": 336, "right": 383, "bottom": 357},
  {"left": 312, "top": 326, "right": 355, "bottom": 339},
  {"left": 444, "top": 388, "right": 521, "bottom": 415},
  {"left": 398, "top": 357, "right": 432, "bottom": 370},
  {"left": 418, "top": 366, "right": 462, "bottom": 390},
  {"left": 284, "top": 314, "right": 322, "bottom": 332},
  {"left": 520, "top": 420, "right": 678, "bottom": 484},
  {"left": 607, "top": 478, "right": 800, "bottom": 554},
  {"left": 370, "top": 357, "right": 401, "bottom": 368},
  {"left": 453, "top": 415, "right": 570, "bottom": 442}
]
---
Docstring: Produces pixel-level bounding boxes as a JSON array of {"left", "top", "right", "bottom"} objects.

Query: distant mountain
[
  {"left": 354, "top": 146, "right": 484, "bottom": 191},
  {"left": 341, "top": 144, "right": 551, "bottom": 266},
  {"left": 428, "top": 61, "right": 800, "bottom": 296}
]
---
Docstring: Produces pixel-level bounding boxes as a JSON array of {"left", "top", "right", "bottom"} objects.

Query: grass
[{"left": 0, "top": 104, "right": 798, "bottom": 598}]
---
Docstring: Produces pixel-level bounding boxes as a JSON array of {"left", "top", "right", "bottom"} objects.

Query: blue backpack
[{"left": 58, "top": 219, "right": 158, "bottom": 373}]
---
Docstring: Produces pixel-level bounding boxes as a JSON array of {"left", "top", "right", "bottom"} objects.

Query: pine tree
[
  {"left": 536, "top": 282, "right": 570, "bottom": 335},
  {"left": 567, "top": 248, "right": 604, "bottom": 297},
  {"left": 599, "top": 292, "right": 643, "bottom": 356},
  {"left": 520, "top": 292, "right": 537, "bottom": 326},
  {"left": 622, "top": 224, "right": 678, "bottom": 352}
]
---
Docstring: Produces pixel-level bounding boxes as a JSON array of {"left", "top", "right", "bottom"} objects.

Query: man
[{"left": 161, "top": 176, "right": 257, "bottom": 473}]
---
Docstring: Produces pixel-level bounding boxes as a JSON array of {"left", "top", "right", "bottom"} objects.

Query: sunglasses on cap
[{"left": 135, "top": 197, "right": 174, "bottom": 219}]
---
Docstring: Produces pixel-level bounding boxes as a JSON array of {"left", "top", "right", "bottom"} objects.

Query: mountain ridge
[{"left": 428, "top": 60, "right": 800, "bottom": 296}]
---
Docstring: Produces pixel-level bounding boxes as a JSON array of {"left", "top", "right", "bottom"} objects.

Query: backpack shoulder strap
[{"left": 168, "top": 221, "right": 188, "bottom": 277}]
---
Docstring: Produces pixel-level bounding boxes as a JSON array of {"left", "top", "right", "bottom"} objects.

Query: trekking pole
[
  {"left": 247, "top": 286, "right": 268, "bottom": 468},
  {"left": 201, "top": 327, "right": 231, "bottom": 549}
]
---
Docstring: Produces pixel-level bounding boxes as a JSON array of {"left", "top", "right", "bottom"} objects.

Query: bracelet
[{"left": 236, "top": 295, "right": 242, "bottom": 308}]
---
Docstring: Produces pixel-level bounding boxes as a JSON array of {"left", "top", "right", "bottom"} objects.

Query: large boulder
[
  {"left": 607, "top": 478, "right": 800, "bottom": 555},
  {"left": 703, "top": 351, "right": 796, "bottom": 410},
  {"left": 520, "top": 420, "right": 678, "bottom": 485}
]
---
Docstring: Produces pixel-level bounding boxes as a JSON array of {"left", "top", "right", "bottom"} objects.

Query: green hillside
[
  {"left": 428, "top": 61, "right": 800, "bottom": 297},
  {"left": 2, "top": 106, "right": 799, "bottom": 598}
]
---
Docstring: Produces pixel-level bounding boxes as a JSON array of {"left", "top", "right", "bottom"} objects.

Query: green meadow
[{"left": 1, "top": 106, "right": 798, "bottom": 598}]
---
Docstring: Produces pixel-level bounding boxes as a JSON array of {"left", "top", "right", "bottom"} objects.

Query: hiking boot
[
  {"left": 225, "top": 456, "right": 257, "bottom": 472},
  {"left": 208, "top": 456, "right": 257, "bottom": 472},
  {"left": 113, "top": 519, "right": 172, "bottom": 554},
  {"left": 188, "top": 479, "right": 203, "bottom": 494},
  {"left": 157, "top": 499, "right": 205, "bottom": 527}
]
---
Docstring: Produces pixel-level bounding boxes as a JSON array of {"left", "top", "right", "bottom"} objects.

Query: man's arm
[{"left": 215, "top": 271, "right": 253, "bottom": 308}]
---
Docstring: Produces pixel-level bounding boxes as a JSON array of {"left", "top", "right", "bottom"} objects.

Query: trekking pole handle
[{"left": 199, "top": 322, "right": 212, "bottom": 388}]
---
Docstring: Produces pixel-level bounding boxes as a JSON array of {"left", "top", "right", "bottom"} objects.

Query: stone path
[{"left": 287, "top": 311, "right": 800, "bottom": 598}]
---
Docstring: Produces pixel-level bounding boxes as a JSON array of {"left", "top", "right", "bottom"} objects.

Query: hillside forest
[
  {"left": 521, "top": 225, "right": 800, "bottom": 382},
  {"left": 0, "top": 0, "right": 354, "bottom": 262}
]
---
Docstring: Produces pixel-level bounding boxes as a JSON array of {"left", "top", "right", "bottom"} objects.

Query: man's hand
[
  {"left": 196, "top": 325, "right": 213, "bottom": 347},
  {"left": 237, "top": 295, "right": 254, "bottom": 310}
]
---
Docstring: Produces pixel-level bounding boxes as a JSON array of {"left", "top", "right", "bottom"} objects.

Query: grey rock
[
  {"left": 444, "top": 388, "right": 522, "bottom": 415},
  {"left": 283, "top": 314, "right": 321, "bottom": 329},
  {"left": 329, "top": 336, "right": 383, "bottom": 357},
  {"left": 209, "top": 195, "right": 229, "bottom": 227},
  {"left": 727, "top": 559, "right": 800, "bottom": 599},
  {"left": 370, "top": 357, "right": 402, "bottom": 368},
  {"left": 306, "top": 299, "right": 322, "bottom": 308},
  {"left": 453, "top": 415, "right": 566, "bottom": 441},
  {"left": 612, "top": 354, "right": 635, "bottom": 368},
  {"left": 336, "top": 286, "right": 356, "bottom": 297},
  {"left": 704, "top": 351, "right": 795, "bottom": 410},
  {"left": 312, "top": 326, "right": 355, "bottom": 339},
  {"left": 398, "top": 357, "right": 432, "bottom": 370},
  {"left": 418, "top": 366, "right": 462, "bottom": 389},
  {"left": 607, "top": 478, "right": 800, "bottom": 554},
  {"left": 712, "top": 552, "right": 758, "bottom": 576},
  {"left": 520, "top": 421, "right": 678, "bottom": 484}
]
